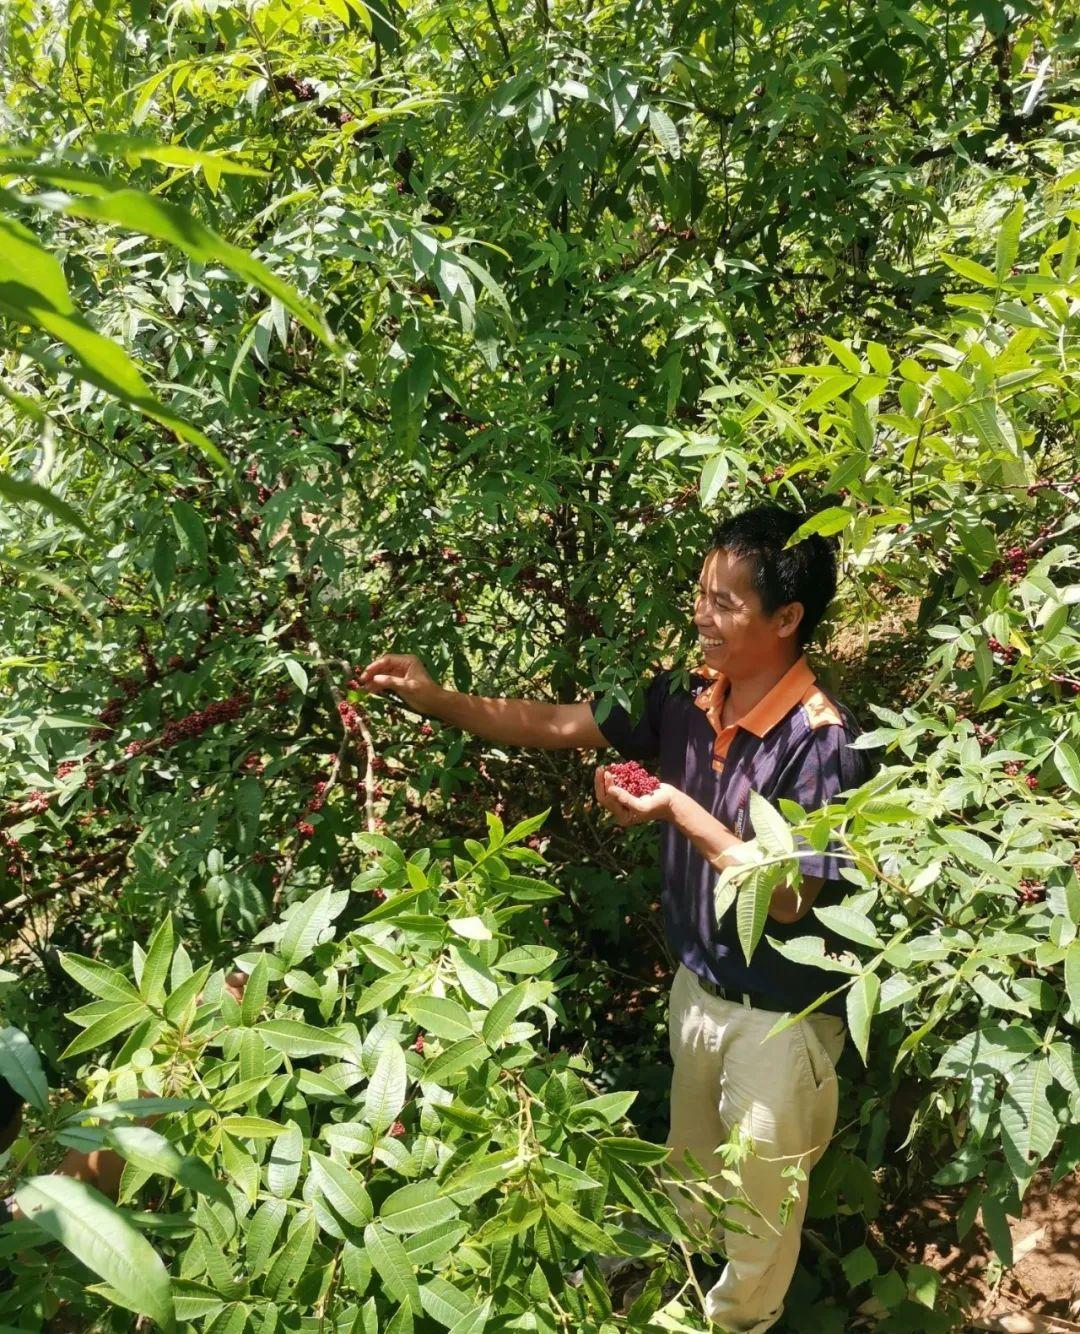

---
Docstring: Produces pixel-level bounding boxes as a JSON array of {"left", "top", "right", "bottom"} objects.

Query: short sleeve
[
  {"left": 590, "top": 670, "right": 670, "bottom": 762},
  {"left": 764, "top": 725, "right": 874, "bottom": 882}
]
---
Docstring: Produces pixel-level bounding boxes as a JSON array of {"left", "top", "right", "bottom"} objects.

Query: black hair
[
  {"left": 709, "top": 503, "right": 838, "bottom": 648},
  {"left": 0, "top": 1074, "right": 24, "bottom": 1153}
]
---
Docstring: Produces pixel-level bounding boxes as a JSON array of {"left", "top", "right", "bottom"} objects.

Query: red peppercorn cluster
[
  {"left": 419, "top": 723, "right": 434, "bottom": 738},
  {"left": 1003, "top": 760, "right": 1022, "bottom": 776},
  {"left": 2, "top": 831, "right": 26, "bottom": 878},
  {"left": 338, "top": 700, "right": 362, "bottom": 735},
  {"left": 296, "top": 821, "right": 316, "bottom": 839},
  {"left": 412, "top": 1033, "right": 424, "bottom": 1053},
  {"left": 159, "top": 692, "right": 251, "bottom": 747},
  {"left": 89, "top": 696, "right": 126, "bottom": 742},
  {"left": 987, "top": 637, "right": 1019, "bottom": 665},
  {"left": 9, "top": 790, "right": 52, "bottom": 817},
  {"left": 1026, "top": 773, "right": 1039, "bottom": 790},
  {"left": 305, "top": 780, "right": 329, "bottom": 814},
  {"left": 1016, "top": 878, "right": 1046, "bottom": 905},
  {"left": 973, "top": 725, "right": 997, "bottom": 750},
  {"left": 243, "top": 753, "right": 265, "bottom": 774},
  {"left": 55, "top": 760, "right": 81, "bottom": 780},
  {"left": 981, "top": 546, "right": 1031, "bottom": 585},
  {"left": 388, "top": 1120, "right": 406, "bottom": 1138},
  {"left": 606, "top": 761, "right": 661, "bottom": 796},
  {"left": 762, "top": 466, "right": 786, "bottom": 483}
]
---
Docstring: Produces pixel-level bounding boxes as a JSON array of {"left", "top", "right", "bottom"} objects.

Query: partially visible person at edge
[
  {"left": 0, "top": 972, "right": 248, "bottom": 1223},
  {"left": 360, "top": 502, "right": 875, "bottom": 1333}
]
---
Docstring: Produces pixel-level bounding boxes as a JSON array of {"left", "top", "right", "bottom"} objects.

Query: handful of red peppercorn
[{"left": 606, "top": 761, "right": 661, "bottom": 797}]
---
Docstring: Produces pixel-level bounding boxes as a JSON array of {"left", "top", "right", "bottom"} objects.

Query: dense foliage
[{"left": 1, "top": 0, "right": 1079, "bottom": 1329}]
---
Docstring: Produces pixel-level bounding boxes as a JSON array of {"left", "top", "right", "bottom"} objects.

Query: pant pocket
[{"left": 794, "top": 1020, "right": 838, "bottom": 1094}]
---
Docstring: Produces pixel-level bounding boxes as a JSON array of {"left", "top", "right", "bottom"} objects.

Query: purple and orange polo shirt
[{"left": 591, "top": 654, "right": 874, "bottom": 1017}]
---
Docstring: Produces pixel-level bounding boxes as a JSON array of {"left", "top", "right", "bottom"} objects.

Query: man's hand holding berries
[
  {"left": 357, "top": 653, "right": 442, "bottom": 712},
  {"left": 594, "top": 762, "right": 675, "bottom": 828}
]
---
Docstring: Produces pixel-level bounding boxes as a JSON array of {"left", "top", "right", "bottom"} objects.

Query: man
[{"left": 359, "top": 502, "right": 874, "bottom": 1332}]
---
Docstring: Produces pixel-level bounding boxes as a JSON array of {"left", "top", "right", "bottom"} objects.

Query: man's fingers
[{"left": 371, "top": 674, "right": 406, "bottom": 690}]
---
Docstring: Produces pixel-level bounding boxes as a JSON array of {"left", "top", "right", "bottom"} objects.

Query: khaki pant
[{"left": 665, "top": 964, "right": 846, "bottom": 1333}]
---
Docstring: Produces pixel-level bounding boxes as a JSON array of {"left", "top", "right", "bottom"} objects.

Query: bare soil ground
[{"left": 883, "top": 1170, "right": 1080, "bottom": 1331}]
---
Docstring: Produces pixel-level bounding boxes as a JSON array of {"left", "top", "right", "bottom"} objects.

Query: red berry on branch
[
  {"left": 606, "top": 761, "right": 661, "bottom": 797},
  {"left": 412, "top": 1033, "right": 424, "bottom": 1053},
  {"left": 1026, "top": 774, "right": 1038, "bottom": 790},
  {"left": 389, "top": 1120, "right": 406, "bottom": 1137},
  {"left": 419, "top": 723, "right": 434, "bottom": 738},
  {"left": 296, "top": 821, "right": 316, "bottom": 838},
  {"left": 372, "top": 888, "right": 386, "bottom": 901}
]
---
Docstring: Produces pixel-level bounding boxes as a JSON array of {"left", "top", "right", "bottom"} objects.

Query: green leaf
[
  {"left": 366, "top": 1040, "right": 407, "bottom": 1134},
  {"left": 841, "top": 1244, "right": 877, "bottom": 1288},
  {"left": 748, "top": 792, "right": 795, "bottom": 857},
  {"left": 941, "top": 254, "right": 999, "bottom": 287},
  {"left": 379, "top": 1180, "right": 460, "bottom": 1235},
  {"left": 162, "top": 964, "right": 212, "bottom": 1023},
  {"left": 737, "top": 866, "right": 776, "bottom": 964},
  {"left": 482, "top": 983, "right": 528, "bottom": 1048},
  {"left": 1055, "top": 740, "right": 1080, "bottom": 794},
  {"left": 0, "top": 473, "right": 92, "bottom": 536},
  {"left": 363, "top": 1223, "right": 421, "bottom": 1313},
  {"left": 448, "top": 1299, "right": 492, "bottom": 1334},
  {"left": 219, "top": 1116, "right": 290, "bottom": 1139},
  {"left": 493, "top": 946, "right": 557, "bottom": 975},
  {"left": 784, "top": 506, "right": 852, "bottom": 544},
  {"left": 106, "top": 1126, "right": 228, "bottom": 1203},
  {"left": 404, "top": 995, "right": 474, "bottom": 1042},
  {"left": 1001, "top": 1059, "right": 1056, "bottom": 1180},
  {"left": 59, "top": 952, "right": 142, "bottom": 1003},
  {"left": 0, "top": 1026, "right": 49, "bottom": 1112},
  {"left": 1065, "top": 943, "right": 1080, "bottom": 1015},
  {"left": 61, "top": 1002, "right": 149, "bottom": 1059},
  {"left": 258, "top": 1020, "right": 355, "bottom": 1058},
  {"left": 278, "top": 886, "right": 336, "bottom": 968},
  {"left": 566, "top": 1091, "right": 637, "bottom": 1126},
  {"left": 995, "top": 201, "right": 1024, "bottom": 283},
  {"left": 308, "top": 1150, "right": 373, "bottom": 1227},
  {"left": 171, "top": 501, "right": 207, "bottom": 568},
  {"left": 813, "top": 905, "right": 883, "bottom": 949},
  {"left": 648, "top": 107, "right": 681, "bottom": 157},
  {"left": 15, "top": 1176, "right": 175, "bottom": 1330},
  {"left": 595, "top": 1137, "right": 670, "bottom": 1165},
  {"left": 422, "top": 1037, "right": 487, "bottom": 1085},
  {"left": 263, "top": 1212, "right": 317, "bottom": 1300},
  {"left": 448, "top": 915, "right": 492, "bottom": 941},
  {"left": 58, "top": 190, "right": 334, "bottom": 348},
  {"left": 0, "top": 215, "right": 223, "bottom": 468},
  {"left": 845, "top": 972, "right": 880, "bottom": 1065},
  {"left": 139, "top": 916, "right": 174, "bottom": 1006},
  {"left": 240, "top": 956, "right": 268, "bottom": 1026},
  {"left": 267, "top": 1121, "right": 304, "bottom": 1198}
]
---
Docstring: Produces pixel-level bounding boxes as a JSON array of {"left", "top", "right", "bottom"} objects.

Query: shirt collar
[{"left": 692, "top": 654, "right": 816, "bottom": 739}]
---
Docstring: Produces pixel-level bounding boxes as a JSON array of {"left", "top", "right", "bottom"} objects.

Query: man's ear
[{"left": 776, "top": 601, "right": 805, "bottom": 640}]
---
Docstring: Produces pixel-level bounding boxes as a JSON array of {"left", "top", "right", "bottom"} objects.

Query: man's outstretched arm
[{"left": 358, "top": 653, "right": 608, "bottom": 750}]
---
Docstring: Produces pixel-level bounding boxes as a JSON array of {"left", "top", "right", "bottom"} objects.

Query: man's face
[{"left": 694, "top": 548, "right": 801, "bottom": 672}]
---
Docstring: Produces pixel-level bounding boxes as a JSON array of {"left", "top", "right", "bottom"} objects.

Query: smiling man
[{"left": 359, "top": 502, "right": 873, "bottom": 1332}]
